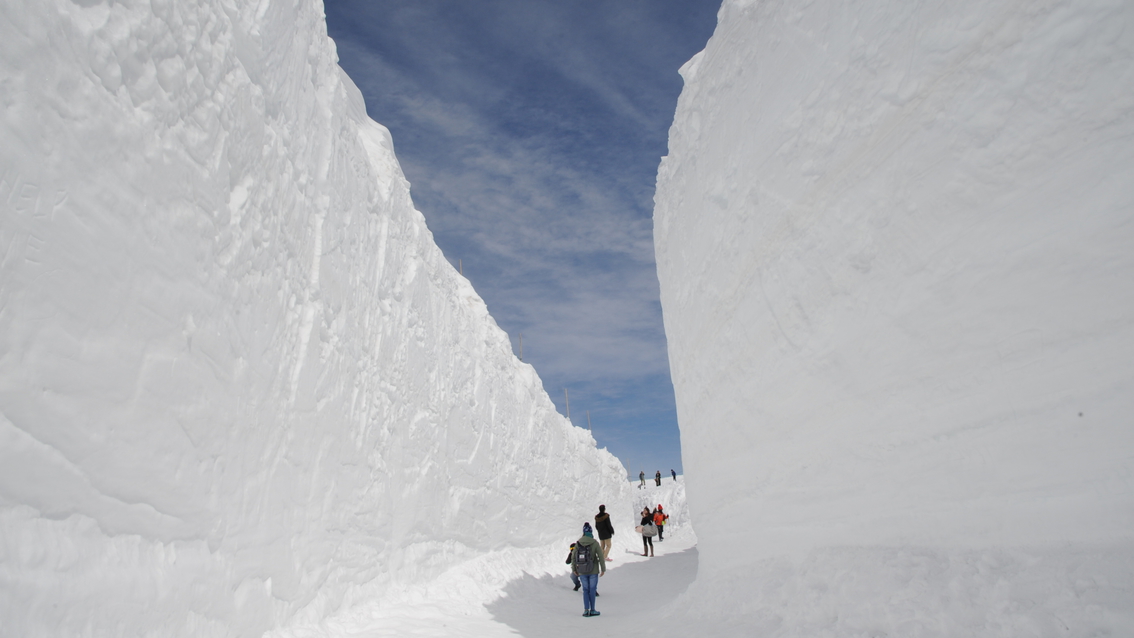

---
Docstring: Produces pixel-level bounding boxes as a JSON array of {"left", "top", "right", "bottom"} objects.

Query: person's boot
[{"left": 573, "top": 583, "right": 580, "bottom": 591}]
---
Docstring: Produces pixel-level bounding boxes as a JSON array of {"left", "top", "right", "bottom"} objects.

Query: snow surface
[
  {"left": 487, "top": 478, "right": 696, "bottom": 636},
  {"left": 655, "top": 0, "right": 1134, "bottom": 634},
  {"left": 299, "top": 478, "right": 696, "bottom": 637},
  {"left": 10, "top": 0, "right": 1134, "bottom": 634},
  {"left": 0, "top": 1, "right": 632, "bottom": 636}
]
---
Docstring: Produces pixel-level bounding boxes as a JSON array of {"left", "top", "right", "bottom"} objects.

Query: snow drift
[
  {"left": 0, "top": 1, "right": 629, "bottom": 636},
  {"left": 655, "top": 0, "right": 1134, "bottom": 633}
]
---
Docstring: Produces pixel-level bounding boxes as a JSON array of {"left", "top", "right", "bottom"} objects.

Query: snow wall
[
  {"left": 656, "top": 0, "right": 1134, "bottom": 633},
  {"left": 0, "top": 1, "right": 631, "bottom": 636}
]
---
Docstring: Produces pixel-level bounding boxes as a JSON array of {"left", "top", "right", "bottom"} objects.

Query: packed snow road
[
  {"left": 267, "top": 480, "right": 696, "bottom": 637},
  {"left": 489, "top": 539, "right": 698, "bottom": 636}
]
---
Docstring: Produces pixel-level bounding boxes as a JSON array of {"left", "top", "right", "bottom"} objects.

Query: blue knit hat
[{"left": 582, "top": 522, "right": 593, "bottom": 537}]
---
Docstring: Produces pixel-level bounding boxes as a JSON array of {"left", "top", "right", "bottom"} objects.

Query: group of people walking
[
  {"left": 638, "top": 469, "right": 678, "bottom": 488},
  {"left": 567, "top": 502, "right": 671, "bottom": 617}
]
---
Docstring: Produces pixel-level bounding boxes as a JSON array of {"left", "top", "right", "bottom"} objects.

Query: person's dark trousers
[
  {"left": 580, "top": 574, "right": 598, "bottom": 612},
  {"left": 657, "top": 525, "right": 664, "bottom": 541},
  {"left": 571, "top": 572, "right": 581, "bottom": 590}
]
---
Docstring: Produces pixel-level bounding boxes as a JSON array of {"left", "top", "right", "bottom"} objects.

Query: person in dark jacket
[
  {"left": 594, "top": 505, "right": 615, "bottom": 562},
  {"left": 639, "top": 470, "right": 645, "bottom": 489},
  {"left": 639, "top": 507, "right": 655, "bottom": 557},
  {"left": 655, "top": 470, "right": 662, "bottom": 486},
  {"left": 571, "top": 522, "right": 606, "bottom": 616},
  {"left": 671, "top": 469, "right": 677, "bottom": 481},
  {"left": 566, "top": 542, "right": 581, "bottom": 591}
]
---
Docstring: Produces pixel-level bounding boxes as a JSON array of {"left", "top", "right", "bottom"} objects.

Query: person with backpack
[
  {"left": 594, "top": 505, "right": 615, "bottom": 562},
  {"left": 571, "top": 522, "right": 605, "bottom": 617},
  {"left": 637, "top": 507, "right": 656, "bottom": 556},
  {"left": 565, "top": 542, "right": 582, "bottom": 591},
  {"left": 653, "top": 505, "right": 669, "bottom": 541}
]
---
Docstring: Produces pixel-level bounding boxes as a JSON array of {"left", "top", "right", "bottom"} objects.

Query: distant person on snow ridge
[
  {"left": 571, "top": 522, "right": 605, "bottom": 617},
  {"left": 653, "top": 505, "right": 668, "bottom": 541},
  {"left": 671, "top": 469, "right": 677, "bottom": 481},
  {"left": 639, "top": 470, "right": 646, "bottom": 489},
  {"left": 655, "top": 470, "right": 662, "bottom": 486},
  {"left": 595, "top": 505, "right": 615, "bottom": 562}
]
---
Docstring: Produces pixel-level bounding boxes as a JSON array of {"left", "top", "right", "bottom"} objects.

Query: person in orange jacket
[{"left": 653, "top": 505, "right": 668, "bottom": 541}]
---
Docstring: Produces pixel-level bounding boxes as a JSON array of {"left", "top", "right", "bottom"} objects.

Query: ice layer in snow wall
[
  {"left": 0, "top": 1, "right": 628, "bottom": 636},
  {"left": 655, "top": 0, "right": 1134, "bottom": 631}
]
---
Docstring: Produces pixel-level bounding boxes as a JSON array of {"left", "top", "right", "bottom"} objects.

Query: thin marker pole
[
  {"left": 459, "top": 259, "right": 463, "bottom": 276},
  {"left": 518, "top": 333, "right": 523, "bottom": 361},
  {"left": 586, "top": 410, "right": 591, "bottom": 431},
  {"left": 564, "top": 388, "right": 570, "bottom": 421}
]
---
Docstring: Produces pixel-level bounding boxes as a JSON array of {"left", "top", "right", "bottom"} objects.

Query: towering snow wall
[
  {"left": 656, "top": 0, "right": 1134, "bottom": 633},
  {"left": 0, "top": 1, "right": 629, "bottom": 636}
]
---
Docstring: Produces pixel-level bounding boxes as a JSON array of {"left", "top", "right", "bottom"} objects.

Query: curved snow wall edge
[
  {"left": 656, "top": 0, "right": 1134, "bottom": 629},
  {"left": 0, "top": 0, "right": 630, "bottom": 635}
]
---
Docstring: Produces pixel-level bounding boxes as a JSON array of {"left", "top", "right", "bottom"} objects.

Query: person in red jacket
[{"left": 653, "top": 505, "right": 668, "bottom": 541}]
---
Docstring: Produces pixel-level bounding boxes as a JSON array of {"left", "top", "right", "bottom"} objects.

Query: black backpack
[{"left": 574, "top": 542, "right": 594, "bottom": 573}]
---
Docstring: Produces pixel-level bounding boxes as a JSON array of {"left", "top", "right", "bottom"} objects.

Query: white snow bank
[
  {"left": 0, "top": 1, "right": 630, "bottom": 636},
  {"left": 655, "top": 0, "right": 1134, "bottom": 633}
]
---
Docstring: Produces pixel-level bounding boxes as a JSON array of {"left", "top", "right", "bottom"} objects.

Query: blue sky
[{"left": 324, "top": 0, "right": 720, "bottom": 478}]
